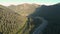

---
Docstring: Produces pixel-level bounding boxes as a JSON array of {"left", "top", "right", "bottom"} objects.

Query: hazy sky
[{"left": 0, "top": 0, "right": 60, "bottom": 6}]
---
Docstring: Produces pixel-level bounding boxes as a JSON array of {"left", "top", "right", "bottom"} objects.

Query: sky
[{"left": 0, "top": 0, "right": 60, "bottom": 6}]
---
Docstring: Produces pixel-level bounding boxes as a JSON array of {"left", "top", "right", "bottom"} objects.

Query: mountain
[
  {"left": 8, "top": 3, "right": 60, "bottom": 34},
  {"left": 8, "top": 3, "right": 40, "bottom": 16},
  {"left": 1, "top": 3, "right": 60, "bottom": 34},
  {"left": 8, "top": 3, "right": 40, "bottom": 34},
  {"left": 0, "top": 5, "right": 27, "bottom": 34},
  {"left": 8, "top": 5, "right": 16, "bottom": 11},
  {"left": 29, "top": 3, "right": 60, "bottom": 34}
]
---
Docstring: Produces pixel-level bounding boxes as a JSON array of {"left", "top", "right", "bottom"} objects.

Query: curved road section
[{"left": 33, "top": 17, "right": 48, "bottom": 34}]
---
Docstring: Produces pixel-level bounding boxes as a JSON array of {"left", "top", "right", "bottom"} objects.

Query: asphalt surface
[{"left": 33, "top": 17, "right": 48, "bottom": 34}]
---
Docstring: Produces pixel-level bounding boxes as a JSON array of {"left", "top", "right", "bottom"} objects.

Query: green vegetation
[
  {"left": 30, "top": 3, "right": 60, "bottom": 34},
  {"left": 0, "top": 3, "right": 60, "bottom": 34},
  {"left": 0, "top": 5, "right": 27, "bottom": 34}
]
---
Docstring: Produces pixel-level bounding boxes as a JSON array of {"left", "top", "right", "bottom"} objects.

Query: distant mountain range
[{"left": 8, "top": 3, "right": 40, "bottom": 16}]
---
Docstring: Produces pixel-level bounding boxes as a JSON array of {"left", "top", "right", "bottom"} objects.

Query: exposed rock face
[{"left": 0, "top": 5, "right": 26, "bottom": 34}]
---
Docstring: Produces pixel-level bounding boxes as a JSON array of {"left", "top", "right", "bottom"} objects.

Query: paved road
[{"left": 33, "top": 17, "right": 48, "bottom": 34}]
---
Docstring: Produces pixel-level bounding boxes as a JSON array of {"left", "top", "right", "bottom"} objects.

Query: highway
[
  {"left": 33, "top": 17, "right": 48, "bottom": 34},
  {"left": 21, "top": 17, "right": 48, "bottom": 34}
]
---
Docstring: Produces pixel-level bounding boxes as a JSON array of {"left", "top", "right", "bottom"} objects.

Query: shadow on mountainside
[
  {"left": 22, "top": 16, "right": 42, "bottom": 34},
  {"left": 29, "top": 3, "right": 60, "bottom": 34}
]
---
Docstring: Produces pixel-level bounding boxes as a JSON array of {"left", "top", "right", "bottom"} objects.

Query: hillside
[
  {"left": 29, "top": 3, "right": 60, "bottom": 34},
  {"left": 8, "top": 4, "right": 40, "bottom": 34},
  {"left": 8, "top": 3, "right": 60, "bottom": 34},
  {"left": 0, "top": 3, "right": 60, "bottom": 34},
  {"left": 8, "top": 3, "right": 40, "bottom": 16},
  {"left": 0, "top": 5, "right": 27, "bottom": 34}
]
